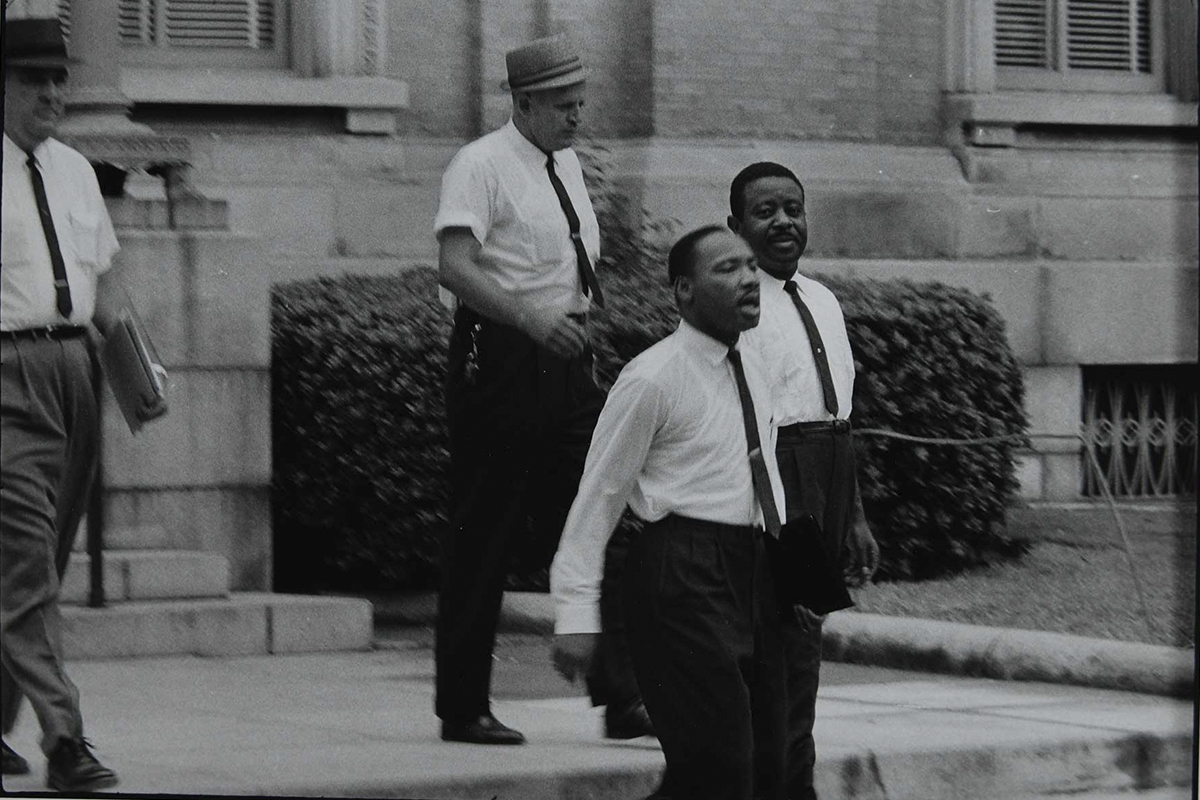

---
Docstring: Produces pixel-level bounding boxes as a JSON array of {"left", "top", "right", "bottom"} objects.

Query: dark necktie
[
  {"left": 26, "top": 152, "right": 73, "bottom": 319},
  {"left": 545, "top": 154, "right": 605, "bottom": 308},
  {"left": 784, "top": 280, "right": 837, "bottom": 416},
  {"left": 727, "top": 347, "right": 782, "bottom": 538}
]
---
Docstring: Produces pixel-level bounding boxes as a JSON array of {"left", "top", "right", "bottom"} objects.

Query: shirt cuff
[
  {"left": 554, "top": 601, "right": 601, "bottom": 635},
  {"left": 434, "top": 213, "right": 486, "bottom": 248}
]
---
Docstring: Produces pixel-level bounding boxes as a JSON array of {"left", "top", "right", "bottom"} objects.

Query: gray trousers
[{"left": 0, "top": 336, "right": 98, "bottom": 754}]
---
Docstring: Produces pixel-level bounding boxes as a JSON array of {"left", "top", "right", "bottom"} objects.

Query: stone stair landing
[
  {"left": 60, "top": 544, "right": 372, "bottom": 660},
  {"left": 67, "top": 191, "right": 375, "bottom": 661}
]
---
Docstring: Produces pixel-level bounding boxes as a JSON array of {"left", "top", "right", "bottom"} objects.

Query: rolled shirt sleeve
[{"left": 434, "top": 152, "right": 492, "bottom": 246}]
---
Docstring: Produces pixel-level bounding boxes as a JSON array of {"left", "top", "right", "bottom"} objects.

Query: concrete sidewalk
[
  {"left": 376, "top": 592, "right": 1197, "bottom": 697},
  {"left": 2, "top": 644, "right": 1194, "bottom": 799}
]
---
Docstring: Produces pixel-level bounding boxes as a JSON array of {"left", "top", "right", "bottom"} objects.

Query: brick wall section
[
  {"left": 650, "top": 0, "right": 944, "bottom": 143},
  {"left": 547, "top": 0, "right": 655, "bottom": 137},
  {"left": 386, "top": 0, "right": 478, "bottom": 137},
  {"left": 388, "top": 0, "right": 938, "bottom": 142}
]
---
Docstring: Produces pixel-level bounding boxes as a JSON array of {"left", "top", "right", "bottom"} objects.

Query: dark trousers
[
  {"left": 624, "top": 515, "right": 786, "bottom": 800},
  {"left": 774, "top": 425, "right": 856, "bottom": 800},
  {"left": 435, "top": 309, "right": 636, "bottom": 719},
  {"left": 1, "top": 337, "right": 97, "bottom": 754}
]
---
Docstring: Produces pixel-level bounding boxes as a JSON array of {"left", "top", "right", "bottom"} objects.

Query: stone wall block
[
  {"left": 114, "top": 232, "right": 271, "bottom": 368},
  {"left": 101, "top": 369, "right": 271, "bottom": 489},
  {"left": 104, "top": 487, "right": 272, "bottom": 591},
  {"left": 1043, "top": 263, "right": 1199, "bottom": 364},
  {"left": 1038, "top": 198, "right": 1200, "bottom": 260}
]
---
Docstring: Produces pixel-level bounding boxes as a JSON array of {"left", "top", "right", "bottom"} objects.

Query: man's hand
[
  {"left": 522, "top": 307, "right": 587, "bottom": 359},
  {"left": 552, "top": 633, "right": 598, "bottom": 685},
  {"left": 843, "top": 521, "right": 880, "bottom": 588}
]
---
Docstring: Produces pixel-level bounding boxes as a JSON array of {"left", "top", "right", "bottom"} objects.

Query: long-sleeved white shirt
[
  {"left": 739, "top": 270, "right": 855, "bottom": 426},
  {"left": 550, "top": 319, "right": 786, "bottom": 635}
]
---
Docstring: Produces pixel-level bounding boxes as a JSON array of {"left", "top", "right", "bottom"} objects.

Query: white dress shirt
[
  {"left": 433, "top": 119, "right": 601, "bottom": 316},
  {"left": 551, "top": 320, "right": 786, "bottom": 635},
  {"left": 740, "top": 270, "right": 855, "bottom": 426},
  {"left": 1, "top": 134, "right": 118, "bottom": 331}
]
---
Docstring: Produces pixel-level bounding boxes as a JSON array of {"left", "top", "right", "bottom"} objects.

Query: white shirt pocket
[{"left": 68, "top": 210, "right": 102, "bottom": 269}]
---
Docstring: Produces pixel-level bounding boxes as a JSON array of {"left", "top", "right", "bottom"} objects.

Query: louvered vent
[
  {"left": 119, "top": 0, "right": 158, "bottom": 45},
  {"left": 56, "top": 0, "right": 72, "bottom": 40},
  {"left": 116, "top": 0, "right": 276, "bottom": 49},
  {"left": 1066, "top": 0, "right": 1151, "bottom": 72},
  {"left": 996, "top": 0, "right": 1051, "bottom": 67}
]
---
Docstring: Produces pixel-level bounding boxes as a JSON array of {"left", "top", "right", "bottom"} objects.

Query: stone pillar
[{"left": 53, "top": 0, "right": 192, "bottom": 201}]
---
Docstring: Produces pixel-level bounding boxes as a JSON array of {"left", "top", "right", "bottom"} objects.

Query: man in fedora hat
[
  {"left": 432, "top": 32, "right": 648, "bottom": 745},
  {"left": 1, "top": 15, "right": 159, "bottom": 792}
]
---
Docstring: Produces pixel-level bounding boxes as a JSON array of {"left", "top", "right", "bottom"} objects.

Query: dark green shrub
[
  {"left": 822, "top": 276, "right": 1030, "bottom": 579},
  {"left": 271, "top": 269, "right": 451, "bottom": 593}
]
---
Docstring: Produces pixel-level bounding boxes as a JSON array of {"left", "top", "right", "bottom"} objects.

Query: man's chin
[{"left": 767, "top": 240, "right": 802, "bottom": 260}]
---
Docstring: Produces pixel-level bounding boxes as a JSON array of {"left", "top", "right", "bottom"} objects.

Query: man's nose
[{"left": 41, "top": 80, "right": 65, "bottom": 102}]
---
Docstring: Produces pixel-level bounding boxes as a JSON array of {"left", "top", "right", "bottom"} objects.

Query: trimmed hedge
[
  {"left": 272, "top": 145, "right": 1029, "bottom": 590},
  {"left": 271, "top": 270, "right": 451, "bottom": 592},
  {"left": 815, "top": 276, "right": 1029, "bottom": 578}
]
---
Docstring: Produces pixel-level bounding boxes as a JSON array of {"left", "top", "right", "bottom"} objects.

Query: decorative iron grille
[{"left": 1082, "top": 365, "right": 1198, "bottom": 497}]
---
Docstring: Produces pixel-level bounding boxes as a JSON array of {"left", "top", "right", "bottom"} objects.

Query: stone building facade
[{"left": 4, "top": 0, "right": 1196, "bottom": 591}]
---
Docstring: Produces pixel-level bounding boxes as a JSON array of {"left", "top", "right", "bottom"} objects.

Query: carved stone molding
[{"left": 58, "top": 132, "right": 192, "bottom": 169}]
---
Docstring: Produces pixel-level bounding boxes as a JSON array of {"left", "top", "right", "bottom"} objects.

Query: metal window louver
[
  {"left": 996, "top": 0, "right": 1051, "bottom": 68},
  {"left": 116, "top": 0, "right": 275, "bottom": 49},
  {"left": 995, "top": 0, "right": 1153, "bottom": 74}
]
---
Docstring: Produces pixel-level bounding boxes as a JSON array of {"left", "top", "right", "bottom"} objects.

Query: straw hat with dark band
[{"left": 502, "top": 34, "right": 587, "bottom": 93}]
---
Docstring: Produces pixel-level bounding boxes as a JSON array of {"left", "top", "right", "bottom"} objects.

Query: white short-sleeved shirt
[
  {"left": 1, "top": 134, "right": 119, "bottom": 331},
  {"left": 550, "top": 320, "right": 786, "bottom": 634},
  {"left": 740, "top": 270, "right": 856, "bottom": 426},
  {"left": 433, "top": 120, "right": 600, "bottom": 316}
]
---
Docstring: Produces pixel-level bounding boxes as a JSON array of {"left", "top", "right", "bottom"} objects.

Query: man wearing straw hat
[
  {"left": 432, "top": 32, "right": 648, "bottom": 745},
  {"left": 1, "top": 15, "right": 158, "bottom": 792}
]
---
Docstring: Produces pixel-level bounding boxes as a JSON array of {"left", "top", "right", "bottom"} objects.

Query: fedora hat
[
  {"left": 502, "top": 34, "right": 587, "bottom": 93},
  {"left": 3, "top": 17, "right": 76, "bottom": 68}
]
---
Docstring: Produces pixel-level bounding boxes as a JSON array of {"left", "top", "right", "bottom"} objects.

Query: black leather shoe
[
  {"left": 2, "top": 739, "right": 30, "bottom": 776},
  {"left": 605, "top": 698, "right": 655, "bottom": 739},
  {"left": 46, "top": 737, "right": 118, "bottom": 792},
  {"left": 441, "top": 714, "right": 526, "bottom": 745}
]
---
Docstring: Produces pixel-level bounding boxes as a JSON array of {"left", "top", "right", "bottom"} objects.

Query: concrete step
[
  {"left": 63, "top": 593, "right": 373, "bottom": 660},
  {"left": 61, "top": 550, "right": 229, "bottom": 605}
]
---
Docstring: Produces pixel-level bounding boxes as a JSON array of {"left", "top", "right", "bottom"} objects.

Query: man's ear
[
  {"left": 674, "top": 276, "right": 693, "bottom": 307},
  {"left": 727, "top": 215, "right": 741, "bottom": 235}
]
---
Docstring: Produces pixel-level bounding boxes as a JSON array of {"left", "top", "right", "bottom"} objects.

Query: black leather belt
[
  {"left": 0, "top": 325, "right": 88, "bottom": 341},
  {"left": 778, "top": 418, "right": 852, "bottom": 436}
]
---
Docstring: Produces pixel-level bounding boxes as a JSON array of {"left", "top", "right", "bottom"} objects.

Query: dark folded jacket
[{"left": 764, "top": 513, "right": 854, "bottom": 615}]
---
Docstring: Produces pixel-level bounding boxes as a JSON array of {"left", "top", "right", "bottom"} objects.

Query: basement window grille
[{"left": 1081, "top": 365, "right": 1198, "bottom": 497}]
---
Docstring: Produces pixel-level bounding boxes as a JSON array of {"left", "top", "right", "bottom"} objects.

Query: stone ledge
[
  {"left": 62, "top": 594, "right": 373, "bottom": 659},
  {"left": 121, "top": 69, "right": 409, "bottom": 134},
  {"left": 946, "top": 92, "right": 1198, "bottom": 129}
]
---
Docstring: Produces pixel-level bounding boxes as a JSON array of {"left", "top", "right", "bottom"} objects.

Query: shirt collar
[
  {"left": 678, "top": 319, "right": 736, "bottom": 367},
  {"left": 758, "top": 265, "right": 816, "bottom": 298},
  {"left": 4, "top": 133, "right": 50, "bottom": 164},
  {"left": 502, "top": 118, "right": 559, "bottom": 167}
]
